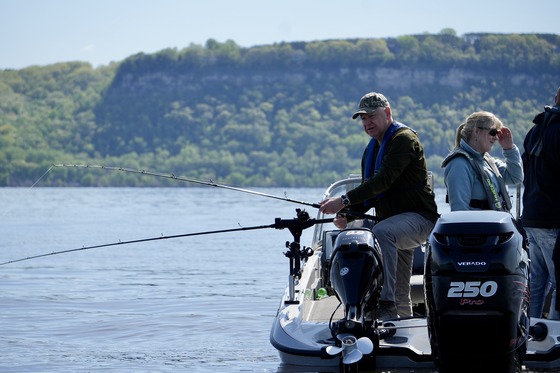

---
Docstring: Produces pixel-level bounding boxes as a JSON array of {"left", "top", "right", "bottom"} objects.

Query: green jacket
[{"left": 346, "top": 127, "right": 439, "bottom": 222}]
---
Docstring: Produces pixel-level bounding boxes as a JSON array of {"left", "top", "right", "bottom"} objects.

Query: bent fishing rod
[
  {"left": 0, "top": 216, "right": 335, "bottom": 266},
  {"left": 54, "top": 163, "right": 321, "bottom": 208},
  {"left": 52, "top": 163, "right": 377, "bottom": 221}
]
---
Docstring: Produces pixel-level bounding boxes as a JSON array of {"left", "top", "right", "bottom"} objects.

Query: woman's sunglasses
[{"left": 477, "top": 127, "right": 499, "bottom": 136}]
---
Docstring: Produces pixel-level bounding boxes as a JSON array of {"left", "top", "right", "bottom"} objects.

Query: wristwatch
[{"left": 341, "top": 194, "right": 350, "bottom": 207}]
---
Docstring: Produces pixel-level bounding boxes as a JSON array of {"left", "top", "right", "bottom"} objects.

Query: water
[{"left": 0, "top": 186, "right": 521, "bottom": 372}]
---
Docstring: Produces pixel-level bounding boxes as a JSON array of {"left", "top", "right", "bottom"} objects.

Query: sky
[{"left": 1, "top": 0, "right": 559, "bottom": 70}]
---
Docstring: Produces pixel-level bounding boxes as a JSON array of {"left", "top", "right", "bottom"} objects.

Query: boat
[{"left": 269, "top": 176, "right": 560, "bottom": 372}]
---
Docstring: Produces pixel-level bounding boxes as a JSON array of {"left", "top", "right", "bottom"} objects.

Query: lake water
[{"left": 0, "top": 186, "right": 521, "bottom": 372}]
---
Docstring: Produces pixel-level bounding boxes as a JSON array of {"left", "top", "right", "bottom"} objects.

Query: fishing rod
[
  {"left": 52, "top": 163, "right": 377, "bottom": 221},
  {"left": 0, "top": 216, "right": 335, "bottom": 266},
  {"left": 53, "top": 163, "right": 321, "bottom": 208}
]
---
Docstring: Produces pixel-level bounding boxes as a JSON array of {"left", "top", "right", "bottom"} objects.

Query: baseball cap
[{"left": 352, "top": 92, "right": 390, "bottom": 119}]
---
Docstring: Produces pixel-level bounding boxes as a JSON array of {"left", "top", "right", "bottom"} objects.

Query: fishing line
[
  {"left": 31, "top": 165, "right": 55, "bottom": 188},
  {"left": 0, "top": 217, "right": 335, "bottom": 266},
  {"left": 0, "top": 165, "right": 54, "bottom": 219}
]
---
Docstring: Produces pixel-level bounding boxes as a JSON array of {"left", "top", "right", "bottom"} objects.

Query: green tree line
[{"left": 1, "top": 30, "right": 559, "bottom": 188}]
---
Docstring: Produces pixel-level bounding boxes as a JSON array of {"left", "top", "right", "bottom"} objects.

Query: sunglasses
[{"left": 477, "top": 127, "right": 499, "bottom": 136}]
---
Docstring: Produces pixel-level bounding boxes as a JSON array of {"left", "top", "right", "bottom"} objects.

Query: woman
[{"left": 442, "top": 111, "right": 523, "bottom": 212}]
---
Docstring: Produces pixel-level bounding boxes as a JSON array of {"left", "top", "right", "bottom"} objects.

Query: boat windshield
[{"left": 312, "top": 176, "right": 361, "bottom": 246}]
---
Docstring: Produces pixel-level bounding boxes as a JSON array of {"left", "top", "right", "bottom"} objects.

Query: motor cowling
[
  {"left": 329, "top": 228, "right": 383, "bottom": 319},
  {"left": 425, "top": 211, "right": 529, "bottom": 372}
]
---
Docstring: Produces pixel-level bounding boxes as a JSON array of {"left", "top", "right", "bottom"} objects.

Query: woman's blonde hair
[{"left": 454, "top": 111, "right": 504, "bottom": 148}]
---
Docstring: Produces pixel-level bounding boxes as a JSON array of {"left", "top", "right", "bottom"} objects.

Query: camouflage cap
[{"left": 351, "top": 92, "right": 390, "bottom": 119}]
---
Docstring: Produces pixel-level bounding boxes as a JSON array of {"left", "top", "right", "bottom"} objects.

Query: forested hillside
[{"left": 1, "top": 29, "right": 559, "bottom": 187}]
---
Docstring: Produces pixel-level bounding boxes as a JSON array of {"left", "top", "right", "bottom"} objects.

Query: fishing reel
[{"left": 295, "top": 208, "right": 310, "bottom": 222}]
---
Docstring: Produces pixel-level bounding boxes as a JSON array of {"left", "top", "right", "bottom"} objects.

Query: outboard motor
[
  {"left": 425, "top": 211, "right": 529, "bottom": 373},
  {"left": 329, "top": 228, "right": 383, "bottom": 326},
  {"left": 326, "top": 228, "right": 384, "bottom": 367}
]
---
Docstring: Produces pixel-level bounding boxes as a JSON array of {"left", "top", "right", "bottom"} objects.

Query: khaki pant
[{"left": 372, "top": 212, "right": 435, "bottom": 317}]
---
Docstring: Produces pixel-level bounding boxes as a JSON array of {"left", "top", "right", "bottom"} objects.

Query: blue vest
[{"left": 364, "top": 121, "right": 412, "bottom": 206}]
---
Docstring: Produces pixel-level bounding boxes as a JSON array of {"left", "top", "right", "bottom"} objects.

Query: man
[
  {"left": 522, "top": 86, "right": 560, "bottom": 320},
  {"left": 319, "top": 92, "right": 439, "bottom": 319}
]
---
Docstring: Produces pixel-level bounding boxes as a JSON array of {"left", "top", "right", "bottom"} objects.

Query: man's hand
[
  {"left": 319, "top": 196, "right": 344, "bottom": 215},
  {"left": 333, "top": 214, "right": 348, "bottom": 229}
]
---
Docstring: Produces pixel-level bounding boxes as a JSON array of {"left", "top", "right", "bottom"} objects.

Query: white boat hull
[
  {"left": 271, "top": 260, "right": 560, "bottom": 369},
  {"left": 269, "top": 177, "right": 560, "bottom": 370}
]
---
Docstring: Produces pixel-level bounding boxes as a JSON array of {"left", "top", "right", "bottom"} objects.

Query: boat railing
[{"left": 312, "top": 176, "right": 361, "bottom": 249}]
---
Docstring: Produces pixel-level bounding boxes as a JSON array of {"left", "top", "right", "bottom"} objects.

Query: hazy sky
[{"left": 2, "top": 0, "right": 559, "bottom": 69}]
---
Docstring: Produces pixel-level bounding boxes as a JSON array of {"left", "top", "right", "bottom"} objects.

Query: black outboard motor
[
  {"left": 425, "top": 211, "right": 529, "bottom": 373},
  {"left": 330, "top": 228, "right": 384, "bottom": 324},
  {"left": 324, "top": 228, "right": 385, "bottom": 367}
]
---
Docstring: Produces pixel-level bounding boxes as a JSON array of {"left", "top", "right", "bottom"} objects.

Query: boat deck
[{"left": 303, "top": 295, "right": 344, "bottom": 322}]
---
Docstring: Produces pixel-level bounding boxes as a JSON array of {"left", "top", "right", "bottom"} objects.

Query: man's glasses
[{"left": 477, "top": 127, "right": 499, "bottom": 136}]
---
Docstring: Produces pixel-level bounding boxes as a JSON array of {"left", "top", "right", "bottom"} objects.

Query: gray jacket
[{"left": 442, "top": 139, "right": 523, "bottom": 211}]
